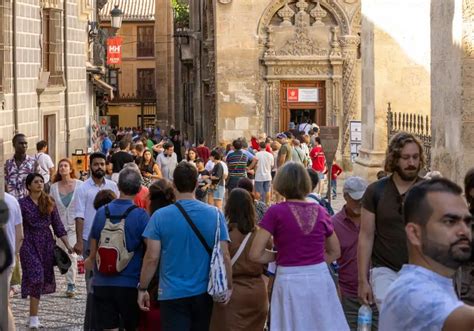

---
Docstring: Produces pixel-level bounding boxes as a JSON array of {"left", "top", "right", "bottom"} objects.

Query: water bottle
[
  {"left": 357, "top": 304, "right": 372, "bottom": 331},
  {"left": 77, "top": 255, "right": 85, "bottom": 275}
]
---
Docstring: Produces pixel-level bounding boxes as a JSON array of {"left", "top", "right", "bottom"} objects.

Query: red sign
[
  {"left": 107, "top": 36, "right": 123, "bottom": 65},
  {"left": 287, "top": 88, "right": 299, "bottom": 102}
]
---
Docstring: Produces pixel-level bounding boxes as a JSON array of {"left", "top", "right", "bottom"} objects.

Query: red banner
[
  {"left": 107, "top": 36, "right": 123, "bottom": 65},
  {"left": 287, "top": 88, "right": 299, "bottom": 102}
]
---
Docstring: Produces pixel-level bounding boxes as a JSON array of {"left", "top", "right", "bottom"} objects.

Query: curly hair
[
  {"left": 464, "top": 168, "right": 474, "bottom": 211},
  {"left": 384, "top": 132, "right": 425, "bottom": 173},
  {"left": 148, "top": 179, "right": 176, "bottom": 214},
  {"left": 26, "top": 173, "right": 55, "bottom": 216}
]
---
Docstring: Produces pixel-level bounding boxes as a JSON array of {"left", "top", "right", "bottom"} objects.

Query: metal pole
[{"left": 327, "top": 160, "right": 333, "bottom": 205}]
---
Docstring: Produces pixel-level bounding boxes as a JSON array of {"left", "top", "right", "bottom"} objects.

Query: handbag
[
  {"left": 175, "top": 202, "right": 229, "bottom": 303},
  {"left": 53, "top": 244, "right": 71, "bottom": 275},
  {"left": 231, "top": 232, "right": 252, "bottom": 266}
]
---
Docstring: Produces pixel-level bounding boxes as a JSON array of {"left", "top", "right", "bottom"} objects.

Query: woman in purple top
[
  {"left": 250, "top": 162, "right": 349, "bottom": 331},
  {"left": 19, "top": 173, "right": 73, "bottom": 329}
]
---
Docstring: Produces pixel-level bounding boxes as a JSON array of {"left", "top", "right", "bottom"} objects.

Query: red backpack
[{"left": 96, "top": 205, "right": 137, "bottom": 276}]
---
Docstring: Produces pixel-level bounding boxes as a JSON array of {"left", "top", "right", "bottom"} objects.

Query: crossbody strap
[
  {"left": 231, "top": 232, "right": 252, "bottom": 266},
  {"left": 175, "top": 202, "right": 212, "bottom": 256}
]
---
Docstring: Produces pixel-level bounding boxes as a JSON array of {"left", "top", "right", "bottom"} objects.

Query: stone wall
[
  {"left": 0, "top": 0, "right": 90, "bottom": 161},
  {"left": 431, "top": 0, "right": 474, "bottom": 184},
  {"left": 354, "top": 0, "right": 431, "bottom": 179}
]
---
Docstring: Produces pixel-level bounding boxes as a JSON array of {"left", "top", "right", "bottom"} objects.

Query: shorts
[
  {"left": 317, "top": 171, "right": 325, "bottom": 180},
  {"left": 255, "top": 181, "right": 271, "bottom": 196},
  {"left": 93, "top": 286, "right": 140, "bottom": 330},
  {"left": 212, "top": 185, "right": 225, "bottom": 200}
]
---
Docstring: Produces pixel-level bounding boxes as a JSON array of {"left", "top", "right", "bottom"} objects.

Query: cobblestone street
[{"left": 11, "top": 269, "right": 86, "bottom": 330}]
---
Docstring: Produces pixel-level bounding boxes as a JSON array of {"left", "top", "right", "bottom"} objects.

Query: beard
[
  {"left": 395, "top": 165, "right": 419, "bottom": 181},
  {"left": 421, "top": 234, "right": 472, "bottom": 269},
  {"left": 92, "top": 169, "right": 105, "bottom": 179}
]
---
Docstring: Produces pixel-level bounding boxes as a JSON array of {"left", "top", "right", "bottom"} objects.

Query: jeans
[
  {"left": 160, "top": 293, "right": 213, "bottom": 331},
  {"left": 331, "top": 179, "right": 337, "bottom": 197}
]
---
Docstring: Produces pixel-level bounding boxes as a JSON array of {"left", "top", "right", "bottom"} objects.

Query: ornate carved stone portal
[{"left": 259, "top": 0, "right": 360, "bottom": 166}]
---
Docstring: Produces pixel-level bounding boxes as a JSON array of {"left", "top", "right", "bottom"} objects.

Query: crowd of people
[{"left": 2, "top": 127, "right": 474, "bottom": 331}]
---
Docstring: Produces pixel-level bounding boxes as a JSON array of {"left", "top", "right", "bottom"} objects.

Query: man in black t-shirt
[
  {"left": 110, "top": 139, "right": 134, "bottom": 182},
  {"left": 195, "top": 159, "right": 210, "bottom": 202},
  {"left": 358, "top": 132, "right": 425, "bottom": 310}
]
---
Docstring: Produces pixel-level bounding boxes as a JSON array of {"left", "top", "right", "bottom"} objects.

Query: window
[
  {"left": 42, "top": 8, "right": 63, "bottom": 85},
  {"left": 107, "top": 69, "right": 119, "bottom": 97},
  {"left": 137, "top": 26, "right": 154, "bottom": 57},
  {"left": 137, "top": 69, "right": 155, "bottom": 98}
]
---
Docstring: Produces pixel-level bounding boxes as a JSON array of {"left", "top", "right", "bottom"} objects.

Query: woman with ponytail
[{"left": 19, "top": 173, "right": 73, "bottom": 329}]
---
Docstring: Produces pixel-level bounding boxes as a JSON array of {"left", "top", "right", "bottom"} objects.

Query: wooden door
[{"left": 279, "top": 81, "right": 326, "bottom": 132}]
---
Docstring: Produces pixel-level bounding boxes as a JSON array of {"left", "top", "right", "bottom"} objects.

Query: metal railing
[{"left": 387, "top": 102, "right": 432, "bottom": 170}]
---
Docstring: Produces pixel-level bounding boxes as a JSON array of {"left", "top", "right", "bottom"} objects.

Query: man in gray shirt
[{"left": 157, "top": 142, "right": 178, "bottom": 181}]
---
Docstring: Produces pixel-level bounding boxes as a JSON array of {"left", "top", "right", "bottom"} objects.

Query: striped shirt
[{"left": 226, "top": 150, "right": 248, "bottom": 178}]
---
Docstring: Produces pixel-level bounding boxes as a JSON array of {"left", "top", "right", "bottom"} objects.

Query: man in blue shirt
[
  {"left": 380, "top": 179, "right": 474, "bottom": 330},
  {"left": 100, "top": 131, "right": 112, "bottom": 155},
  {"left": 138, "top": 162, "right": 232, "bottom": 331},
  {"left": 85, "top": 167, "right": 149, "bottom": 331}
]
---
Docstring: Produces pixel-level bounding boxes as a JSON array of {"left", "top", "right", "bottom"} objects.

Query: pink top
[{"left": 259, "top": 201, "right": 333, "bottom": 267}]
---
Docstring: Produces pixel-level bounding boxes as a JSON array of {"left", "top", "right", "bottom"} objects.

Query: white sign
[{"left": 298, "top": 88, "right": 319, "bottom": 102}]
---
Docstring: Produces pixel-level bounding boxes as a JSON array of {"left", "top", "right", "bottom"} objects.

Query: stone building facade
[{"left": 0, "top": 0, "right": 97, "bottom": 161}]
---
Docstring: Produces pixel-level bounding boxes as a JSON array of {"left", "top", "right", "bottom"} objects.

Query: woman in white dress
[{"left": 50, "top": 158, "right": 83, "bottom": 298}]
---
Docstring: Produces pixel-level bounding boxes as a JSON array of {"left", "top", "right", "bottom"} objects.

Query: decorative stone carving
[
  {"left": 463, "top": 0, "right": 474, "bottom": 58},
  {"left": 218, "top": 0, "right": 232, "bottom": 3},
  {"left": 311, "top": 2, "right": 327, "bottom": 26},
  {"left": 278, "top": 3, "right": 295, "bottom": 26},
  {"left": 265, "top": 26, "right": 277, "bottom": 56},
  {"left": 272, "top": 66, "right": 330, "bottom": 76},
  {"left": 296, "top": 0, "right": 309, "bottom": 12}
]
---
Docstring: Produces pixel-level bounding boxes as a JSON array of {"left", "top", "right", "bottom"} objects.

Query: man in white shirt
[
  {"left": 156, "top": 142, "right": 178, "bottom": 181},
  {"left": 380, "top": 178, "right": 474, "bottom": 331},
  {"left": 255, "top": 142, "right": 274, "bottom": 205},
  {"left": 4, "top": 192, "right": 23, "bottom": 331},
  {"left": 35, "top": 140, "right": 55, "bottom": 193}
]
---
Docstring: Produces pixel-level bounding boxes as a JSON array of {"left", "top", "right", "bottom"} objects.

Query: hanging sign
[
  {"left": 106, "top": 36, "right": 123, "bottom": 65},
  {"left": 287, "top": 88, "right": 319, "bottom": 102}
]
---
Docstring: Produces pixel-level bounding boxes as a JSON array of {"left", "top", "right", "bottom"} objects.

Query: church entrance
[{"left": 279, "top": 81, "right": 326, "bottom": 132}]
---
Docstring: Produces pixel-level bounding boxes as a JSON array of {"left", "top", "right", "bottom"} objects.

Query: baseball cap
[
  {"left": 343, "top": 176, "right": 368, "bottom": 200},
  {"left": 276, "top": 133, "right": 287, "bottom": 139}
]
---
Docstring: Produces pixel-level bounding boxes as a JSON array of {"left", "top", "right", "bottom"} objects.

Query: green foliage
[{"left": 171, "top": 0, "right": 189, "bottom": 28}]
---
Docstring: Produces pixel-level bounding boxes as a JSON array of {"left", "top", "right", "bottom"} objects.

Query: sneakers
[
  {"left": 66, "top": 283, "right": 76, "bottom": 298},
  {"left": 29, "top": 316, "right": 42, "bottom": 329}
]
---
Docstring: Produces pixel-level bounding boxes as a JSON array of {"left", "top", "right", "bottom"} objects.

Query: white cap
[{"left": 343, "top": 176, "right": 368, "bottom": 200}]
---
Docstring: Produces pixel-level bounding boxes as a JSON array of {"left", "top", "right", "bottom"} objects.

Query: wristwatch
[{"left": 137, "top": 283, "right": 148, "bottom": 292}]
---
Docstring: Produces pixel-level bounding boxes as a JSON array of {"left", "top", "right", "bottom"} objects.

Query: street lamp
[{"left": 110, "top": 5, "right": 123, "bottom": 30}]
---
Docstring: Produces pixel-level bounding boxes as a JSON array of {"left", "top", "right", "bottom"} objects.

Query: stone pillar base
[{"left": 352, "top": 147, "right": 386, "bottom": 181}]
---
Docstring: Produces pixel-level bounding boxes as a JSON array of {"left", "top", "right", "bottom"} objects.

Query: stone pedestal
[{"left": 430, "top": 0, "right": 474, "bottom": 184}]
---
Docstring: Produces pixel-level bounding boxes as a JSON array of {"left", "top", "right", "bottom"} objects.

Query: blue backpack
[{"left": 308, "top": 193, "right": 335, "bottom": 216}]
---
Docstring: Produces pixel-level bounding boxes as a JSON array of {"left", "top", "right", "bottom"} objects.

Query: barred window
[
  {"left": 137, "top": 69, "right": 155, "bottom": 98},
  {"left": 42, "top": 8, "right": 63, "bottom": 85},
  {"left": 108, "top": 68, "right": 119, "bottom": 97},
  {"left": 137, "top": 26, "right": 154, "bottom": 57}
]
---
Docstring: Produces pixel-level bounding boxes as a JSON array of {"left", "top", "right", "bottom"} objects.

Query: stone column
[
  {"left": 430, "top": 0, "right": 474, "bottom": 184},
  {"left": 340, "top": 34, "right": 360, "bottom": 170}
]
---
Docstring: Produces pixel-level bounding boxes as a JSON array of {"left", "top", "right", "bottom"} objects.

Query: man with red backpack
[{"left": 84, "top": 167, "right": 149, "bottom": 330}]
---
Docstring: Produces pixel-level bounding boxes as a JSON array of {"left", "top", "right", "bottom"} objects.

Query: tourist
[
  {"left": 358, "top": 132, "right": 425, "bottom": 309},
  {"left": 301, "top": 134, "right": 312, "bottom": 168},
  {"left": 35, "top": 140, "right": 55, "bottom": 193},
  {"left": 195, "top": 159, "right": 211, "bottom": 203},
  {"left": 380, "top": 178, "right": 474, "bottom": 330},
  {"left": 50, "top": 159, "right": 83, "bottom": 298},
  {"left": 100, "top": 131, "right": 113, "bottom": 156},
  {"left": 138, "top": 162, "right": 232, "bottom": 331},
  {"left": 325, "top": 158, "right": 343, "bottom": 199},
  {"left": 134, "top": 142, "right": 145, "bottom": 165},
  {"left": 226, "top": 139, "right": 249, "bottom": 192},
  {"left": 139, "top": 149, "right": 163, "bottom": 186},
  {"left": 4, "top": 192, "right": 23, "bottom": 331},
  {"left": 93, "top": 189, "right": 117, "bottom": 210},
  {"left": 110, "top": 139, "right": 134, "bottom": 182},
  {"left": 250, "top": 162, "right": 348, "bottom": 330},
  {"left": 85, "top": 168, "right": 149, "bottom": 331},
  {"left": 186, "top": 147, "right": 198, "bottom": 165},
  {"left": 309, "top": 136, "right": 326, "bottom": 196},
  {"left": 209, "top": 150, "right": 225, "bottom": 209},
  {"left": 19, "top": 173, "right": 73, "bottom": 329},
  {"left": 139, "top": 179, "right": 176, "bottom": 331},
  {"left": 123, "top": 162, "right": 150, "bottom": 209},
  {"left": 210, "top": 188, "right": 270, "bottom": 331},
  {"left": 331, "top": 177, "right": 379, "bottom": 330},
  {"left": 254, "top": 141, "right": 274, "bottom": 205},
  {"left": 73, "top": 152, "right": 119, "bottom": 330},
  {"left": 197, "top": 137, "right": 211, "bottom": 165},
  {"left": 291, "top": 139, "right": 307, "bottom": 167},
  {"left": 237, "top": 178, "right": 267, "bottom": 223},
  {"left": 275, "top": 133, "right": 292, "bottom": 168},
  {"left": 156, "top": 142, "right": 178, "bottom": 181}
]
